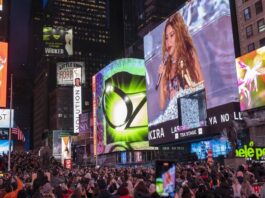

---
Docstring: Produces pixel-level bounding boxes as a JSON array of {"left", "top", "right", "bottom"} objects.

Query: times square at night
[{"left": 1, "top": 0, "right": 265, "bottom": 197}]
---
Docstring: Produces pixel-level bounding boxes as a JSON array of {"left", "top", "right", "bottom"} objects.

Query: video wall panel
[
  {"left": 93, "top": 58, "right": 153, "bottom": 154},
  {"left": 144, "top": 0, "right": 238, "bottom": 145},
  {"left": 235, "top": 46, "right": 265, "bottom": 111}
]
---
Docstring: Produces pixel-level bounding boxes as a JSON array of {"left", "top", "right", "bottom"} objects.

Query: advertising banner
[
  {"left": 144, "top": 0, "right": 238, "bottom": 145},
  {"left": 93, "top": 58, "right": 155, "bottom": 154},
  {"left": 73, "top": 68, "right": 82, "bottom": 133},
  {"left": 0, "top": 109, "right": 14, "bottom": 128},
  {"left": 61, "top": 136, "right": 71, "bottom": 164},
  {"left": 235, "top": 46, "right": 265, "bottom": 111},
  {"left": 56, "top": 62, "right": 85, "bottom": 86},
  {"left": 43, "top": 26, "right": 73, "bottom": 56},
  {"left": 0, "top": 42, "right": 7, "bottom": 107},
  {"left": 79, "top": 112, "right": 89, "bottom": 133},
  {"left": 52, "top": 130, "right": 62, "bottom": 159}
]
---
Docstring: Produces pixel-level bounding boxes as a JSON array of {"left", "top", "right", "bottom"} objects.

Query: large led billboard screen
[
  {"left": 144, "top": 0, "right": 238, "bottom": 145},
  {"left": 0, "top": 42, "right": 7, "bottom": 107},
  {"left": 93, "top": 58, "right": 152, "bottom": 154},
  {"left": 235, "top": 46, "right": 265, "bottom": 111},
  {"left": 56, "top": 62, "right": 85, "bottom": 86},
  {"left": 0, "top": 0, "right": 3, "bottom": 11},
  {"left": 43, "top": 26, "right": 73, "bottom": 56}
]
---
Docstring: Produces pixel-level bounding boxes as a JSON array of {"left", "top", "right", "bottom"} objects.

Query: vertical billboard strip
[
  {"left": 0, "top": 42, "right": 7, "bottom": 107},
  {"left": 143, "top": 0, "right": 237, "bottom": 145},
  {"left": 73, "top": 68, "right": 82, "bottom": 133},
  {"left": 92, "top": 75, "right": 97, "bottom": 156},
  {"left": 235, "top": 46, "right": 265, "bottom": 111},
  {"left": 56, "top": 62, "right": 85, "bottom": 86}
]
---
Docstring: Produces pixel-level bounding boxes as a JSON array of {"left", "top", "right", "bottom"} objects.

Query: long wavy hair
[{"left": 162, "top": 12, "right": 200, "bottom": 86}]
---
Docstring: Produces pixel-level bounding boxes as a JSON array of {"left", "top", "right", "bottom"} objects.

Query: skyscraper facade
[
  {"left": 31, "top": 0, "right": 121, "bottom": 149},
  {"left": 235, "top": 0, "right": 265, "bottom": 55},
  {"left": 123, "top": 0, "right": 186, "bottom": 58}
]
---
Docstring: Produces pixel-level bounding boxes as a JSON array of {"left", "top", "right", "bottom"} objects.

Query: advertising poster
[
  {"left": 43, "top": 26, "right": 73, "bottom": 56},
  {"left": 144, "top": 0, "right": 238, "bottom": 145},
  {"left": 61, "top": 136, "right": 71, "bottom": 164},
  {"left": 0, "top": 42, "right": 7, "bottom": 107},
  {"left": 52, "top": 130, "right": 62, "bottom": 159},
  {"left": 93, "top": 58, "right": 154, "bottom": 154},
  {"left": 56, "top": 62, "right": 85, "bottom": 86},
  {"left": 0, "top": 140, "right": 13, "bottom": 154},
  {"left": 79, "top": 112, "right": 89, "bottom": 133},
  {"left": 0, "top": 109, "right": 14, "bottom": 128},
  {"left": 235, "top": 46, "right": 265, "bottom": 111},
  {"left": 73, "top": 68, "right": 82, "bottom": 133}
]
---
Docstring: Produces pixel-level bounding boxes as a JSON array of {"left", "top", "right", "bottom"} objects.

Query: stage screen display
[
  {"left": 93, "top": 58, "right": 153, "bottom": 154},
  {"left": 43, "top": 26, "right": 73, "bottom": 56},
  {"left": 0, "top": 42, "right": 7, "bottom": 107},
  {"left": 144, "top": 0, "right": 237, "bottom": 145},
  {"left": 235, "top": 46, "right": 265, "bottom": 111},
  {"left": 191, "top": 138, "right": 232, "bottom": 160},
  {"left": 0, "top": 140, "right": 13, "bottom": 154},
  {"left": 156, "top": 160, "right": 176, "bottom": 198},
  {"left": 56, "top": 62, "right": 85, "bottom": 86}
]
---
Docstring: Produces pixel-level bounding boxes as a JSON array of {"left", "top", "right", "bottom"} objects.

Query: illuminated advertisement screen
[
  {"left": 0, "top": 140, "right": 13, "bottom": 154},
  {"left": 191, "top": 138, "right": 232, "bottom": 160},
  {"left": 155, "top": 161, "right": 176, "bottom": 198},
  {"left": 61, "top": 136, "right": 71, "bottom": 164},
  {"left": 121, "top": 152, "right": 127, "bottom": 164},
  {"left": 93, "top": 58, "right": 153, "bottom": 154},
  {"left": 79, "top": 112, "right": 89, "bottom": 133},
  {"left": 0, "top": 42, "right": 7, "bottom": 107},
  {"left": 57, "top": 62, "right": 85, "bottom": 86},
  {"left": 0, "top": 109, "right": 14, "bottom": 128},
  {"left": 144, "top": 0, "right": 237, "bottom": 145},
  {"left": 235, "top": 46, "right": 265, "bottom": 111},
  {"left": 0, "top": 0, "right": 3, "bottom": 11},
  {"left": 52, "top": 130, "right": 61, "bottom": 159},
  {"left": 73, "top": 68, "right": 82, "bottom": 133},
  {"left": 43, "top": 26, "right": 73, "bottom": 56}
]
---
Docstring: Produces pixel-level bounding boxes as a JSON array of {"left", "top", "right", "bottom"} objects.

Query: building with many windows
[
  {"left": 122, "top": 0, "right": 186, "bottom": 58},
  {"left": 235, "top": 0, "right": 265, "bottom": 54},
  {"left": 31, "top": 0, "right": 123, "bottom": 149}
]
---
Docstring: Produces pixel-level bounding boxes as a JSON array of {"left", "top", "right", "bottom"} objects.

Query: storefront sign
[{"left": 235, "top": 141, "right": 265, "bottom": 160}]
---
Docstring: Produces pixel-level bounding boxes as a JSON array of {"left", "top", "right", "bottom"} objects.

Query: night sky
[{"left": 9, "top": 0, "right": 31, "bottom": 73}]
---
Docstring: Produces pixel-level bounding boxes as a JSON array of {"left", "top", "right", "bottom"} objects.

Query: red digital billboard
[{"left": 0, "top": 42, "right": 7, "bottom": 107}]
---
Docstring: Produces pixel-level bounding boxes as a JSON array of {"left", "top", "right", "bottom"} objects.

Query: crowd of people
[{"left": 0, "top": 151, "right": 265, "bottom": 198}]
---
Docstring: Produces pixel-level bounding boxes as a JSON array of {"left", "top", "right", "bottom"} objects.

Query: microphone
[{"left": 155, "top": 53, "right": 168, "bottom": 90}]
